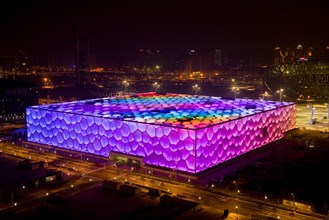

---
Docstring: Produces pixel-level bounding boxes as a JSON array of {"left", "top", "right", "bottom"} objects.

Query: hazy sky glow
[{"left": 1, "top": 0, "right": 328, "bottom": 55}]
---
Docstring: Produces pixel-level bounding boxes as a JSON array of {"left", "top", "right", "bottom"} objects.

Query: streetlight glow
[
  {"left": 192, "top": 84, "right": 200, "bottom": 95},
  {"left": 123, "top": 80, "right": 130, "bottom": 92},
  {"left": 232, "top": 87, "right": 239, "bottom": 98},
  {"left": 235, "top": 206, "right": 239, "bottom": 220},
  {"left": 43, "top": 77, "right": 48, "bottom": 88},
  {"left": 153, "top": 82, "right": 160, "bottom": 92},
  {"left": 291, "top": 193, "right": 295, "bottom": 205},
  {"left": 276, "top": 88, "right": 284, "bottom": 102}
]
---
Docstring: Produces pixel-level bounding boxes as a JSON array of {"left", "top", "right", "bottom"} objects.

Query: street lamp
[
  {"left": 192, "top": 84, "right": 200, "bottom": 95},
  {"left": 310, "top": 104, "right": 314, "bottom": 125},
  {"left": 153, "top": 82, "right": 160, "bottom": 92},
  {"left": 122, "top": 80, "right": 129, "bottom": 92},
  {"left": 237, "top": 189, "right": 240, "bottom": 199},
  {"left": 276, "top": 88, "right": 284, "bottom": 102},
  {"left": 291, "top": 193, "right": 295, "bottom": 206},
  {"left": 235, "top": 206, "right": 239, "bottom": 220},
  {"left": 232, "top": 87, "right": 239, "bottom": 98},
  {"left": 43, "top": 77, "right": 48, "bottom": 88}
]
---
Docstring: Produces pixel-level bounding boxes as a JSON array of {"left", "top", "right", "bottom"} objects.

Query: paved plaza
[{"left": 296, "top": 103, "right": 329, "bottom": 132}]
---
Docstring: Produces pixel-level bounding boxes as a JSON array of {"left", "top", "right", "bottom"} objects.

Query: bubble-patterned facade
[{"left": 26, "top": 92, "right": 296, "bottom": 173}]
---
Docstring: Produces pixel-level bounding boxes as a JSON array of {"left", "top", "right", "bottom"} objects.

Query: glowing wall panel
[
  {"left": 195, "top": 105, "right": 295, "bottom": 172},
  {"left": 26, "top": 93, "right": 296, "bottom": 173}
]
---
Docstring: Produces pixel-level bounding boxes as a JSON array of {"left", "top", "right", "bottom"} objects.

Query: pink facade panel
[{"left": 195, "top": 105, "right": 296, "bottom": 172}]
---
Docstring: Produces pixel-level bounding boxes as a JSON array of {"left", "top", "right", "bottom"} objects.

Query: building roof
[{"left": 28, "top": 92, "right": 294, "bottom": 130}]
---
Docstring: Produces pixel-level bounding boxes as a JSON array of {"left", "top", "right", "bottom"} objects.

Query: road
[
  {"left": 1, "top": 140, "right": 326, "bottom": 219},
  {"left": 82, "top": 163, "right": 324, "bottom": 220}
]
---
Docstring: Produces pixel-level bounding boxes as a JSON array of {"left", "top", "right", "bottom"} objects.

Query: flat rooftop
[{"left": 28, "top": 92, "right": 294, "bottom": 129}]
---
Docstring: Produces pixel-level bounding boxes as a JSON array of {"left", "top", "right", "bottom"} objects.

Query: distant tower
[
  {"left": 75, "top": 26, "right": 90, "bottom": 85},
  {"left": 295, "top": 44, "right": 304, "bottom": 61},
  {"left": 214, "top": 49, "right": 222, "bottom": 68},
  {"left": 274, "top": 47, "right": 281, "bottom": 65}
]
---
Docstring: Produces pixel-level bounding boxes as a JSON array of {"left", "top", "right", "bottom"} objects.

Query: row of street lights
[
  {"left": 123, "top": 80, "right": 161, "bottom": 93},
  {"left": 231, "top": 78, "right": 285, "bottom": 101},
  {"left": 122, "top": 80, "right": 202, "bottom": 95},
  {"left": 123, "top": 79, "right": 288, "bottom": 101}
]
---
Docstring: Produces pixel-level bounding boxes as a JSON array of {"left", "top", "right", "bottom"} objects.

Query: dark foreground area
[
  {"left": 1, "top": 129, "right": 328, "bottom": 219},
  {"left": 197, "top": 129, "right": 329, "bottom": 215}
]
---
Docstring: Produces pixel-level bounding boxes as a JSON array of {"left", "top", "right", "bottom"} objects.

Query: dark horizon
[{"left": 1, "top": 0, "right": 328, "bottom": 57}]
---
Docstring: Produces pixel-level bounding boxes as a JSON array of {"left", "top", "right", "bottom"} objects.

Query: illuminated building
[
  {"left": 274, "top": 44, "right": 315, "bottom": 65},
  {"left": 26, "top": 92, "right": 296, "bottom": 174}
]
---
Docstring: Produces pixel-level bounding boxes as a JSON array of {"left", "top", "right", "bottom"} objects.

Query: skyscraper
[
  {"left": 75, "top": 26, "right": 90, "bottom": 85},
  {"left": 214, "top": 49, "right": 223, "bottom": 67}
]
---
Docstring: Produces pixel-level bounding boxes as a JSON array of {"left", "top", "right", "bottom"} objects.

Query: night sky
[{"left": 1, "top": 0, "right": 328, "bottom": 56}]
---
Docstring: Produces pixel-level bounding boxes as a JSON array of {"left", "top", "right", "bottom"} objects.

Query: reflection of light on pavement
[{"left": 296, "top": 104, "right": 329, "bottom": 132}]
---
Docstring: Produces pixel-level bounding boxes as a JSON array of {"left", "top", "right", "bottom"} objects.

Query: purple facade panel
[
  {"left": 26, "top": 108, "right": 197, "bottom": 173},
  {"left": 195, "top": 105, "right": 296, "bottom": 173}
]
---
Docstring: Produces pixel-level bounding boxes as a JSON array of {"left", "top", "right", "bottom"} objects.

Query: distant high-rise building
[
  {"left": 274, "top": 47, "right": 282, "bottom": 65},
  {"left": 274, "top": 44, "right": 316, "bottom": 65},
  {"left": 75, "top": 26, "right": 90, "bottom": 85},
  {"left": 214, "top": 49, "right": 223, "bottom": 67},
  {"left": 295, "top": 44, "right": 304, "bottom": 60},
  {"left": 183, "top": 49, "right": 213, "bottom": 73}
]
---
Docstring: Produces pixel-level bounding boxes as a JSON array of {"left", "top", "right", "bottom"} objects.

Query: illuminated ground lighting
[{"left": 26, "top": 92, "right": 296, "bottom": 174}]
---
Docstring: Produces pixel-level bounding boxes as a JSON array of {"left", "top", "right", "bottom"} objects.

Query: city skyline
[{"left": 1, "top": 0, "right": 328, "bottom": 57}]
